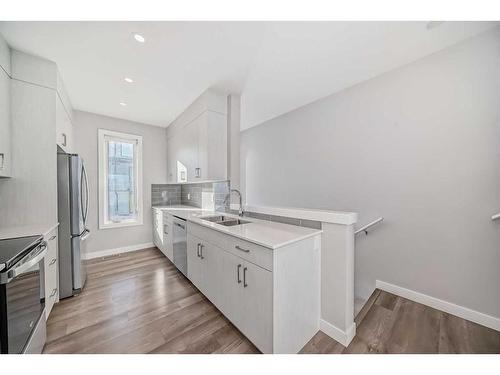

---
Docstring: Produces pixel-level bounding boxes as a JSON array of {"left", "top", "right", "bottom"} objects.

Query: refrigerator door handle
[
  {"left": 81, "top": 229, "right": 91, "bottom": 241},
  {"left": 81, "top": 161, "right": 90, "bottom": 227}
]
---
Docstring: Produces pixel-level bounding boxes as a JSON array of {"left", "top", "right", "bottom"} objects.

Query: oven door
[{"left": 0, "top": 243, "right": 47, "bottom": 354}]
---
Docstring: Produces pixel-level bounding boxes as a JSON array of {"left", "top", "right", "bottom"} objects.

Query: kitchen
[{"left": 0, "top": 12, "right": 499, "bottom": 366}]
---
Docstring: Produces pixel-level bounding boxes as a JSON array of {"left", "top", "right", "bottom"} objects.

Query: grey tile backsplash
[
  {"left": 151, "top": 180, "right": 230, "bottom": 211},
  {"left": 152, "top": 181, "right": 320, "bottom": 230},
  {"left": 151, "top": 184, "right": 181, "bottom": 206}
]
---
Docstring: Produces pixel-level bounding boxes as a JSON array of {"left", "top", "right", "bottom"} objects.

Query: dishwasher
[{"left": 172, "top": 216, "right": 187, "bottom": 277}]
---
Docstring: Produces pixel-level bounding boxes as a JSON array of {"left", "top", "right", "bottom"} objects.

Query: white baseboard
[
  {"left": 84, "top": 242, "right": 154, "bottom": 260},
  {"left": 376, "top": 280, "right": 500, "bottom": 332},
  {"left": 319, "top": 320, "right": 356, "bottom": 347}
]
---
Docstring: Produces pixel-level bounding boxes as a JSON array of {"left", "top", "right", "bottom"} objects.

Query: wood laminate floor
[{"left": 43, "top": 248, "right": 500, "bottom": 354}]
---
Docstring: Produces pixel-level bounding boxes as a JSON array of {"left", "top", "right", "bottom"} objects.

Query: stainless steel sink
[
  {"left": 217, "top": 219, "right": 250, "bottom": 227},
  {"left": 201, "top": 215, "right": 226, "bottom": 222},
  {"left": 200, "top": 215, "right": 250, "bottom": 227}
]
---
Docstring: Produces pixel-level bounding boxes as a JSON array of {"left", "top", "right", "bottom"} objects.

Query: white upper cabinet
[
  {"left": 56, "top": 95, "right": 73, "bottom": 152},
  {"left": 197, "top": 110, "right": 227, "bottom": 181},
  {"left": 55, "top": 72, "right": 74, "bottom": 153},
  {"left": 166, "top": 89, "right": 228, "bottom": 183},
  {"left": 8, "top": 49, "right": 74, "bottom": 154},
  {"left": 0, "top": 34, "right": 11, "bottom": 178}
]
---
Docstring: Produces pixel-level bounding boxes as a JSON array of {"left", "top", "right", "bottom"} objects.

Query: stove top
[{"left": 0, "top": 235, "right": 43, "bottom": 271}]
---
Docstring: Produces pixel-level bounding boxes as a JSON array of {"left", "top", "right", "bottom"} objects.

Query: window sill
[{"left": 99, "top": 220, "right": 143, "bottom": 230}]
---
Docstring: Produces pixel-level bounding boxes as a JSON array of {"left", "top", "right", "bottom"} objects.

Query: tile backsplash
[
  {"left": 152, "top": 180, "right": 230, "bottom": 211},
  {"left": 152, "top": 181, "right": 320, "bottom": 230},
  {"left": 151, "top": 184, "right": 181, "bottom": 206}
]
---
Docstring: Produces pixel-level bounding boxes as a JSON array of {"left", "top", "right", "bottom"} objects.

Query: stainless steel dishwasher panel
[{"left": 172, "top": 217, "right": 187, "bottom": 277}]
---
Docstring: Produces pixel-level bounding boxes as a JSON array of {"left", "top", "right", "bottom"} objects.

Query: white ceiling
[{"left": 0, "top": 21, "right": 497, "bottom": 130}]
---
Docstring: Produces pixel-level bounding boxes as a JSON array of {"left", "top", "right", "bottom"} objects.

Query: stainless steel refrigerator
[{"left": 57, "top": 150, "right": 90, "bottom": 299}]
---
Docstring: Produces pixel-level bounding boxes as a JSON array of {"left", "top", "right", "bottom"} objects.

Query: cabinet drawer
[
  {"left": 188, "top": 222, "right": 229, "bottom": 251},
  {"left": 44, "top": 228, "right": 59, "bottom": 318},
  {"left": 227, "top": 237, "right": 273, "bottom": 272},
  {"left": 163, "top": 212, "right": 173, "bottom": 224},
  {"left": 189, "top": 222, "right": 273, "bottom": 271}
]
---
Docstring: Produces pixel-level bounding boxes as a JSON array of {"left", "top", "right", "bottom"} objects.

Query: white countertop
[
  {"left": 235, "top": 204, "right": 358, "bottom": 225},
  {"left": 189, "top": 212, "right": 322, "bottom": 249},
  {"left": 153, "top": 205, "right": 322, "bottom": 249},
  {"left": 0, "top": 222, "right": 59, "bottom": 240}
]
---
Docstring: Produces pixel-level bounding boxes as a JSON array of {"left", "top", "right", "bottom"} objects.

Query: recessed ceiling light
[
  {"left": 124, "top": 77, "right": 134, "bottom": 83},
  {"left": 133, "top": 33, "right": 145, "bottom": 43},
  {"left": 119, "top": 102, "right": 127, "bottom": 107}
]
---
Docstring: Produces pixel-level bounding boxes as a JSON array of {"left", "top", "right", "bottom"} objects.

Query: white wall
[
  {"left": 240, "top": 28, "right": 500, "bottom": 319},
  {"left": 74, "top": 110, "right": 167, "bottom": 255}
]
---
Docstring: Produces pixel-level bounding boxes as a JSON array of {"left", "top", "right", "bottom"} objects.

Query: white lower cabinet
[
  {"left": 163, "top": 212, "right": 173, "bottom": 261},
  {"left": 187, "top": 222, "right": 320, "bottom": 353},
  {"left": 187, "top": 233, "right": 202, "bottom": 287},
  {"left": 239, "top": 259, "right": 273, "bottom": 353},
  {"left": 152, "top": 209, "right": 165, "bottom": 253},
  {"left": 44, "top": 227, "right": 59, "bottom": 319}
]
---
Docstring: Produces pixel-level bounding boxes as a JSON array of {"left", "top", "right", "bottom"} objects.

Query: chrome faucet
[{"left": 225, "top": 189, "right": 244, "bottom": 217}]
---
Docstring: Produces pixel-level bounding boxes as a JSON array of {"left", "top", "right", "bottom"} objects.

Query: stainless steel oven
[{"left": 0, "top": 235, "right": 47, "bottom": 354}]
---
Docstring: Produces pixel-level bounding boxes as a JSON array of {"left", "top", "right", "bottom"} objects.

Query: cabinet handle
[
  {"left": 0, "top": 153, "right": 4, "bottom": 170},
  {"left": 197, "top": 243, "right": 201, "bottom": 258},
  {"left": 62, "top": 133, "right": 67, "bottom": 147},
  {"left": 200, "top": 244, "right": 204, "bottom": 260},
  {"left": 237, "top": 264, "right": 242, "bottom": 284},
  {"left": 235, "top": 245, "right": 250, "bottom": 253},
  {"left": 49, "top": 258, "right": 57, "bottom": 266},
  {"left": 243, "top": 267, "right": 248, "bottom": 288},
  {"left": 50, "top": 288, "right": 58, "bottom": 297},
  {"left": 49, "top": 235, "right": 56, "bottom": 241}
]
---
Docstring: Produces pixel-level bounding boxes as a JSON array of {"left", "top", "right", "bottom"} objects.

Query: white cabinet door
[
  {"left": 240, "top": 261, "right": 273, "bottom": 353},
  {"left": 163, "top": 222, "right": 173, "bottom": 261},
  {"left": 56, "top": 96, "right": 72, "bottom": 153},
  {"left": 198, "top": 241, "right": 223, "bottom": 307},
  {"left": 176, "top": 119, "right": 199, "bottom": 182},
  {"left": 166, "top": 136, "right": 176, "bottom": 183},
  {"left": 218, "top": 249, "right": 245, "bottom": 329},
  {"left": 0, "top": 68, "right": 11, "bottom": 177},
  {"left": 153, "top": 210, "right": 164, "bottom": 252},
  {"left": 187, "top": 233, "right": 202, "bottom": 287},
  {"left": 197, "top": 111, "right": 227, "bottom": 181}
]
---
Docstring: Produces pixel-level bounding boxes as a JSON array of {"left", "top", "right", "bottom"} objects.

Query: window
[{"left": 98, "top": 129, "right": 143, "bottom": 229}]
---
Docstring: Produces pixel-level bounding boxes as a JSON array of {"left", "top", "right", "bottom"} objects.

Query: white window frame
[{"left": 98, "top": 129, "right": 143, "bottom": 229}]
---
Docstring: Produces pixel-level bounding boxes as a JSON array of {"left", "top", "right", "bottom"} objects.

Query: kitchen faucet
[{"left": 224, "top": 189, "right": 244, "bottom": 217}]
